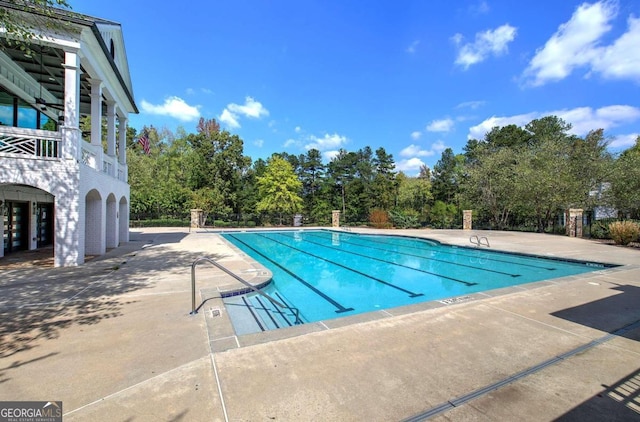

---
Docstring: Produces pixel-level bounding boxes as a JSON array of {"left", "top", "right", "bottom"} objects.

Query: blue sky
[{"left": 70, "top": 0, "right": 640, "bottom": 173}]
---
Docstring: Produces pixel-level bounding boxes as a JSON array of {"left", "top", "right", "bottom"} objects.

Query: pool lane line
[
  {"left": 227, "top": 234, "right": 354, "bottom": 314},
  {"left": 260, "top": 233, "right": 426, "bottom": 296},
  {"left": 342, "top": 232, "right": 558, "bottom": 271},
  {"left": 334, "top": 232, "right": 559, "bottom": 271},
  {"left": 256, "top": 234, "right": 427, "bottom": 295},
  {"left": 304, "top": 232, "right": 522, "bottom": 278},
  {"left": 268, "top": 232, "right": 477, "bottom": 288},
  {"left": 402, "top": 317, "right": 640, "bottom": 421}
]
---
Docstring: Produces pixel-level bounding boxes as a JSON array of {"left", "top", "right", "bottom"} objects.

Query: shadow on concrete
[
  {"left": 0, "top": 231, "right": 198, "bottom": 366},
  {"left": 0, "top": 246, "right": 54, "bottom": 269},
  {"left": 551, "top": 285, "right": 640, "bottom": 341},
  {"left": 555, "top": 367, "right": 640, "bottom": 421}
]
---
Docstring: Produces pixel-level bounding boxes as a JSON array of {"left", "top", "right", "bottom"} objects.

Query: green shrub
[
  {"left": 245, "top": 221, "right": 256, "bottom": 228},
  {"left": 390, "top": 209, "right": 420, "bottom": 229},
  {"left": 429, "top": 201, "right": 458, "bottom": 229},
  {"left": 589, "top": 218, "right": 617, "bottom": 239},
  {"left": 608, "top": 221, "right": 640, "bottom": 245}
]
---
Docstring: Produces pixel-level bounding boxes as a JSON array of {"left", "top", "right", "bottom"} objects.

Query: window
[
  {"left": 17, "top": 98, "right": 37, "bottom": 129},
  {"left": 0, "top": 88, "right": 57, "bottom": 131},
  {"left": 0, "top": 90, "right": 13, "bottom": 126}
]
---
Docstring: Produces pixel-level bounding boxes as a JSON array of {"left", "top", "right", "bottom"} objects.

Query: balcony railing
[
  {"left": 1, "top": 126, "right": 127, "bottom": 182},
  {"left": 81, "top": 142, "right": 127, "bottom": 182},
  {"left": 0, "top": 126, "right": 61, "bottom": 158}
]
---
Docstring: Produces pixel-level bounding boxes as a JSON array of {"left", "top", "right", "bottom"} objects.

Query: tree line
[{"left": 125, "top": 116, "right": 640, "bottom": 232}]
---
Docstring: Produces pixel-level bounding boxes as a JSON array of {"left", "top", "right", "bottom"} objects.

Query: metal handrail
[
  {"left": 190, "top": 257, "right": 302, "bottom": 325},
  {"left": 470, "top": 235, "right": 490, "bottom": 248}
]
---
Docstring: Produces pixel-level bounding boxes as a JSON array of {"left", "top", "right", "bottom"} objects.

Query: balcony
[
  {"left": 0, "top": 126, "right": 61, "bottom": 158},
  {"left": 0, "top": 126, "right": 127, "bottom": 182}
]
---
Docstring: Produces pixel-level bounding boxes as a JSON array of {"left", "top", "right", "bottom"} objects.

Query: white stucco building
[{"left": 0, "top": 3, "right": 138, "bottom": 266}]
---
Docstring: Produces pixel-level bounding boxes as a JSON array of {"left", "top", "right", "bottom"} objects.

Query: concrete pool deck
[{"left": 0, "top": 227, "right": 638, "bottom": 421}]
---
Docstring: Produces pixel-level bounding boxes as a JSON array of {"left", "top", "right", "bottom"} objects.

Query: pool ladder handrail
[
  {"left": 470, "top": 235, "right": 490, "bottom": 248},
  {"left": 190, "top": 256, "right": 302, "bottom": 325}
]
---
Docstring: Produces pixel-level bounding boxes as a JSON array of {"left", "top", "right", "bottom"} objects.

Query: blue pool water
[{"left": 221, "top": 230, "right": 612, "bottom": 327}]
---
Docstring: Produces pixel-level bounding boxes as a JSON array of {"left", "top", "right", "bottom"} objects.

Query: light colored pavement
[{"left": 0, "top": 227, "right": 639, "bottom": 421}]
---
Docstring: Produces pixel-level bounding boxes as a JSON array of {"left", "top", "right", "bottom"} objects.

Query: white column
[
  {"left": 118, "top": 115, "right": 127, "bottom": 165},
  {"left": 88, "top": 78, "right": 102, "bottom": 147},
  {"left": 61, "top": 49, "right": 81, "bottom": 160},
  {"left": 54, "top": 175, "right": 83, "bottom": 267},
  {"left": 106, "top": 101, "right": 116, "bottom": 156}
]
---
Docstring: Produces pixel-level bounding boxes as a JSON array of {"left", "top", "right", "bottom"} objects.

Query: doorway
[
  {"left": 3, "top": 201, "right": 29, "bottom": 254},
  {"left": 37, "top": 203, "right": 54, "bottom": 247}
]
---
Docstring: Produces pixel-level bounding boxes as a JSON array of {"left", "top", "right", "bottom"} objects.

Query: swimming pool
[{"left": 221, "top": 230, "right": 614, "bottom": 333}]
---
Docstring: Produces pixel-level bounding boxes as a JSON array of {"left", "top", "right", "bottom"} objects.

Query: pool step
[{"left": 223, "top": 293, "right": 304, "bottom": 335}]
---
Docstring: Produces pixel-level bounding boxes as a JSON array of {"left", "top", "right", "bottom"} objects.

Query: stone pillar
[
  {"left": 191, "top": 209, "right": 204, "bottom": 228},
  {"left": 463, "top": 210, "right": 473, "bottom": 230},
  {"left": 332, "top": 210, "right": 340, "bottom": 228},
  {"left": 566, "top": 209, "right": 583, "bottom": 237}
]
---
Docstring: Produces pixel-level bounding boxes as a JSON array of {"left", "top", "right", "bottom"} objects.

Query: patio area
[{"left": 1, "top": 227, "right": 638, "bottom": 421}]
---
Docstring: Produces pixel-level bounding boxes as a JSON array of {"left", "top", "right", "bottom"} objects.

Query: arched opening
[
  {"left": 1, "top": 184, "right": 54, "bottom": 263},
  {"left": 84, "top": 189, "right": 103, "bottom": 257}
]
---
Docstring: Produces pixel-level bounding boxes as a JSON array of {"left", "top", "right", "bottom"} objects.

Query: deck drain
[
  {"left": 439, "top": 296, "right": 472, "bottom": 305},
  {"left": 210, "top": 308, "right": 221, "bottom": 317}
]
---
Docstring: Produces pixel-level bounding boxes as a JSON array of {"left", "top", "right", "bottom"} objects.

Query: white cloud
[
  {"left": 140, "top": 96, "right": 200, "bottom": 122},
  {"left": 397, "top": 141, "right": 446, "bottom": 175},
  {"left": 219, "top": 96, "right": 269, "bottom": 129},
  {"left": 323, "top": 150, "right": 340, "bottom": 162},
  {"left": 560, "top": 105, "right": 640, "bottom": 134},
  {"left": 523, "top": 1, "right": 640, "bottom": 86},
  {"left": 304, "top": 133, "right": 348, "bottom": 151},
  {"left": 468, "top": 112, "right": 538, "bottom": 139},
  {"left": 426, "top": 118, "right": 455, "bottom": 132},
  {"left": 591, "top": 15, "right": 640, "bottom": 81},
  {"left": 467, "top": 105, "right": 640, "bottom": 139},
  {"left": 406, "top": 40, "right": 420, "bottom": 54},
  {"left": 456, "top": 100, "right": 486, "bottom": 110},
  {"left": 609, "top": 133, "right": 639, "bottom": 149},
  {"left": 283, "top": 138, "right": 298, "bottom": 148},
  {"left": 219, "top": 108, "right": 240, "bottom": 129},
  {"left": 410, "top": 131, "right": 422, "bottom": 140},
  {"left": 295, "top": 126, "right": 302, "bottom": 133},
  {"left": 254, "top": 139, "right": 264, "bottom": 148},
  {"left": 523, "top": 2, "right": 614, "bottom": 86},
  {"left": 401, "top": 144, "right": 433, "bottom": 158},
  {"left": 469, "top": 0, "right": 490, "bottom": 15},
  {"left": 396, "top": 157, "right": 426, "bottom": 175},
  {"left": 227, "top": 97, "right": 269, "bottom": 119},
  {"left": 453, "top": 24, "right": 517, "bottom": 69}
]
